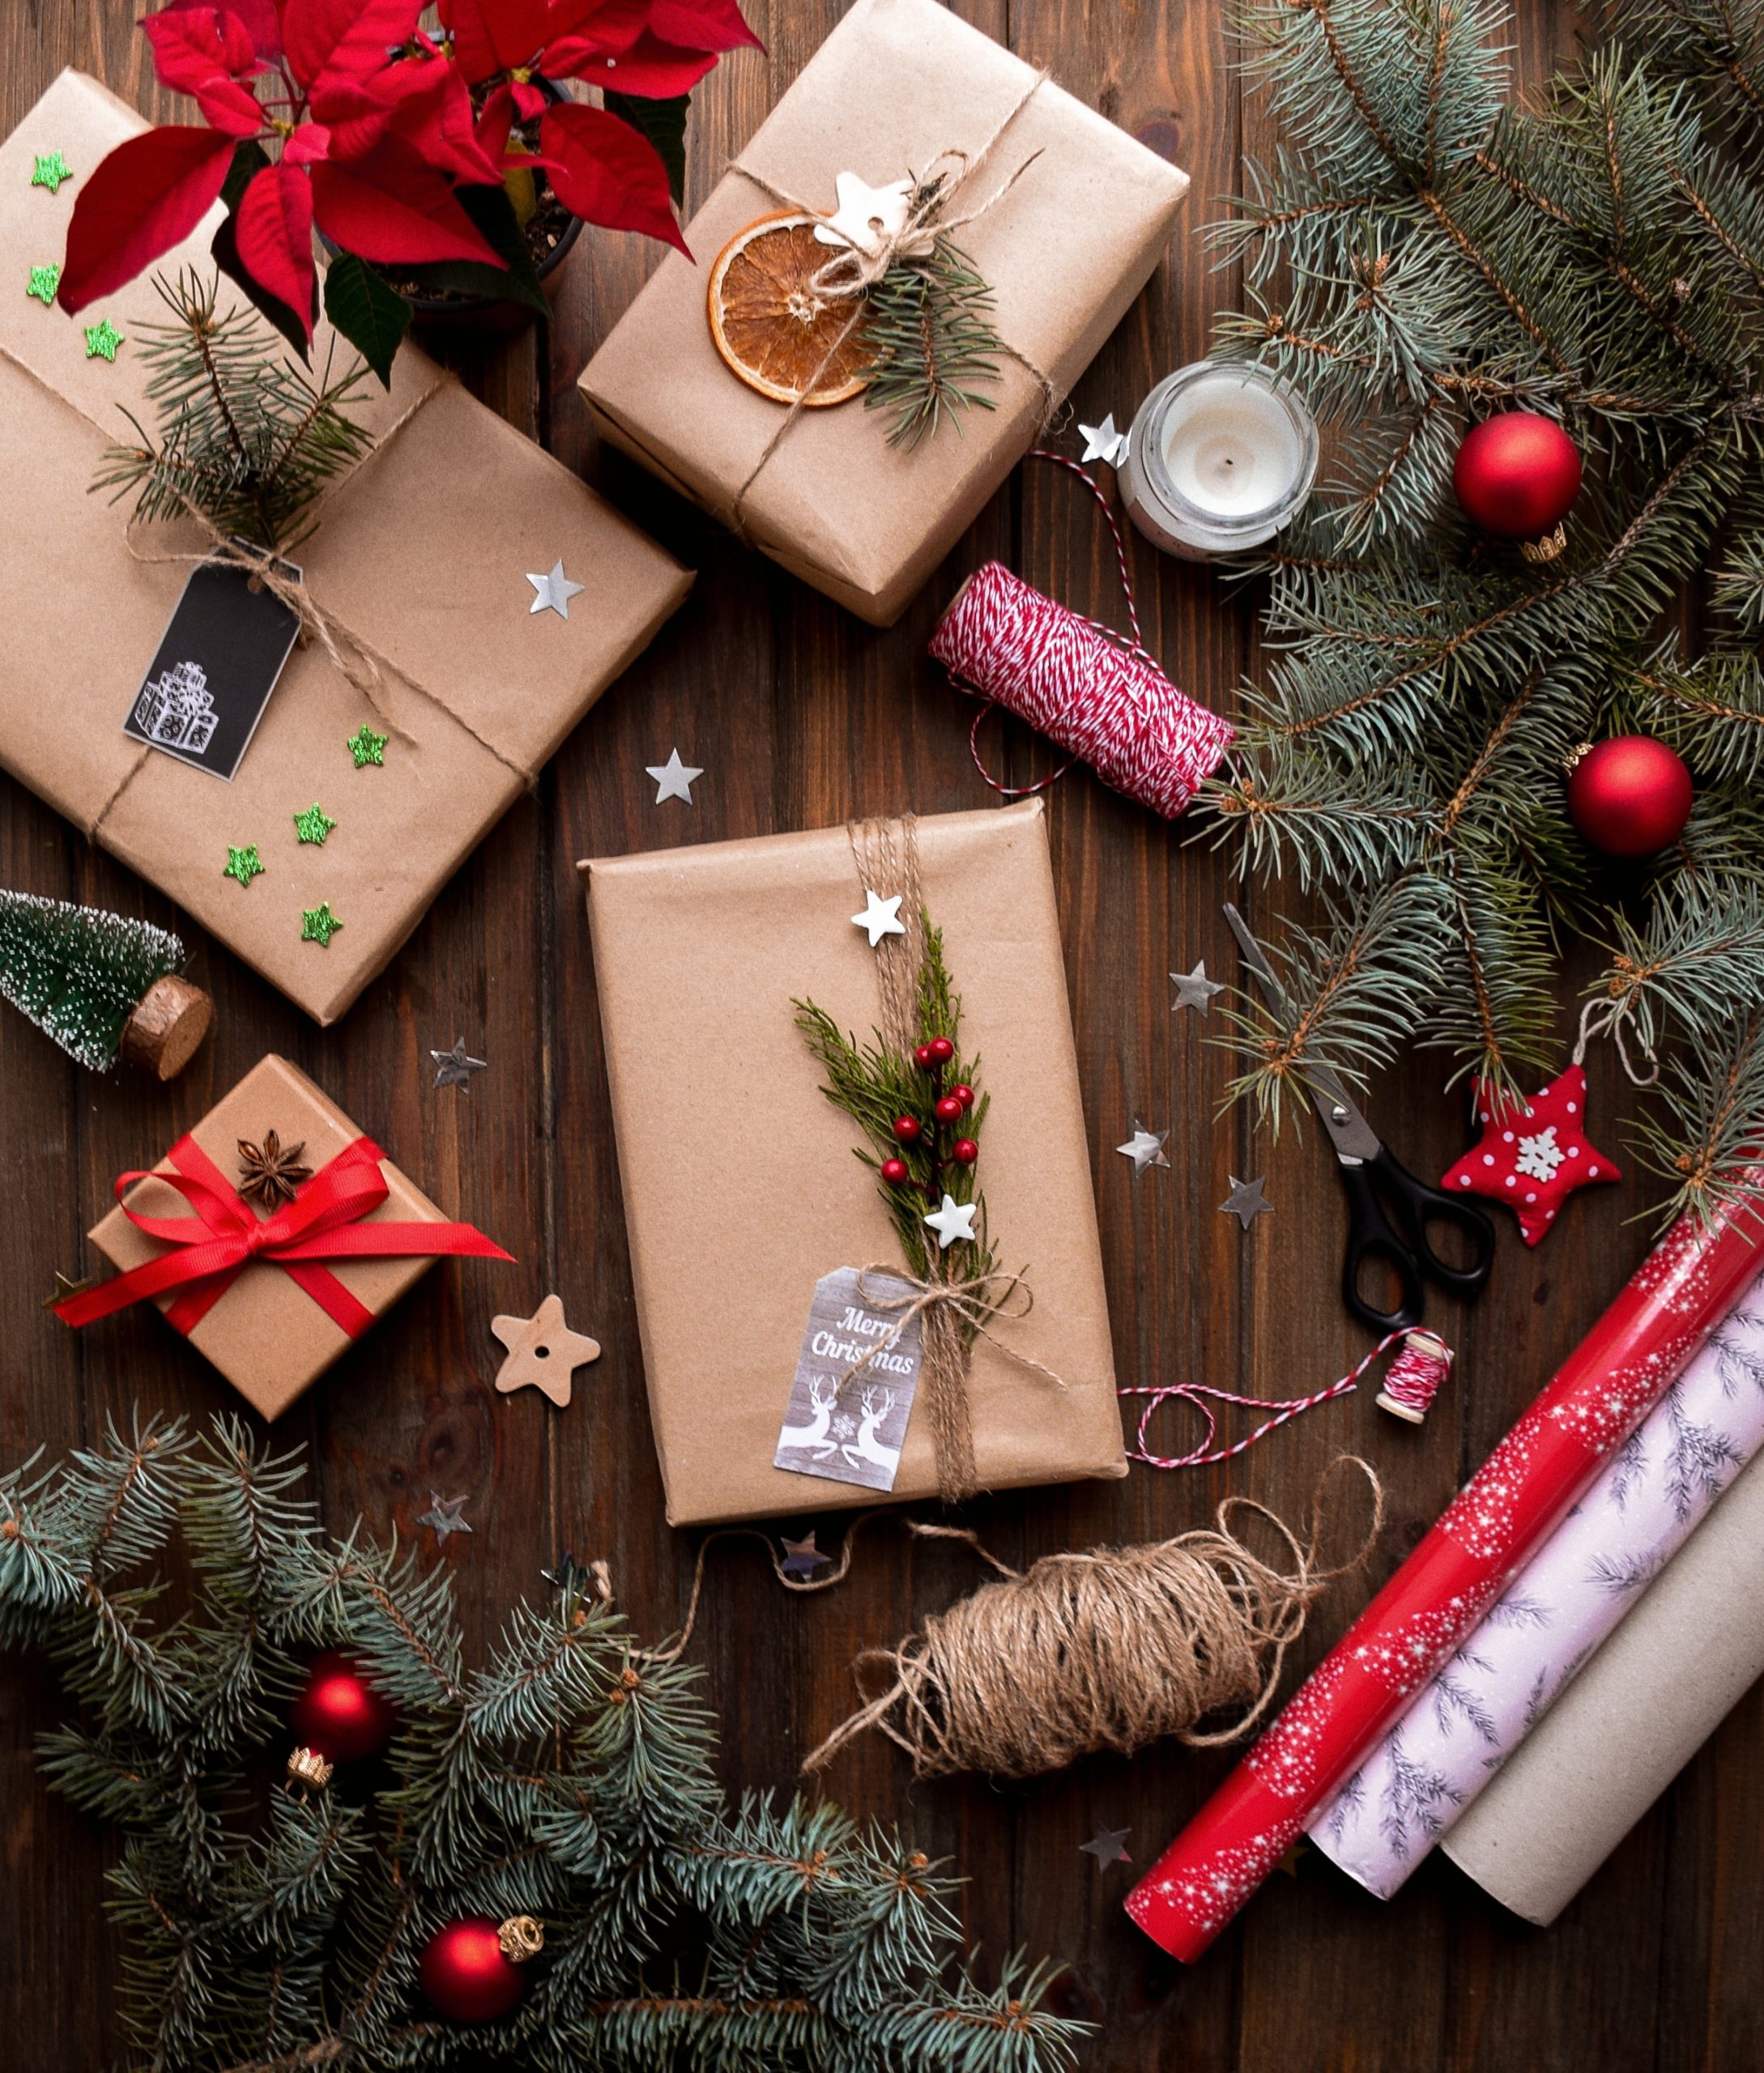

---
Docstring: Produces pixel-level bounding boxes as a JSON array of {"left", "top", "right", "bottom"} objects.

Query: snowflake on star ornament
[{"left": 1440, "top": 1058, "right": 1620, "bottom": 1245}]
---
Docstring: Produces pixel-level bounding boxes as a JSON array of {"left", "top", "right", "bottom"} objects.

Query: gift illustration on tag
[
  {"left": 133, "top": 658, "right": 218, "bottom": 753},
  {"left": 775, "top": 1267, "right": 922, "bottom": 1492}
]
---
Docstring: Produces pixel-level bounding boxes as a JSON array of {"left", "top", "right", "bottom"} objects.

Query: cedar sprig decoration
[
  {"left": 795, "top": 917, "right": 995, "bottom": 1284},
  {"left": 859, "top": 205, "right": 1003, "bottom": 449},
  {"left": 1193, "top": 0, "right": 1764, "bottom": 1228},
  {"left": 0, "top": 1415, "right": 1087, "bottom": 2073},
  {"left": 94, "top": 269, "right": 373, "bottom": 552}
]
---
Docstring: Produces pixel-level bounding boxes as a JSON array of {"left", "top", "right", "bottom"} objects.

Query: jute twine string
[{"left": 800, "top": 1456, "right": 1384, "bottom": 1779}]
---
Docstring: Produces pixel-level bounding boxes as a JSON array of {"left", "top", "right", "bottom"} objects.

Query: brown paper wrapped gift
[
  {"left": 1, "top": 70, "right": 692, "bottom": 1026},
  {"left": 581, "top": 798, "right": 1123, "bottom": 1525},
  {"left": 76, "top": 1054, "right": 509, "bottom": 1420},
  {"left": 579, "top": 0, "right": 1189, "bottom": 625}
]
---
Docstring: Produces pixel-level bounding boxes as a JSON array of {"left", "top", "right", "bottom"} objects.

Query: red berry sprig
[{"left": 883, "top": 1030, "right": 979, "bottom": 1211}]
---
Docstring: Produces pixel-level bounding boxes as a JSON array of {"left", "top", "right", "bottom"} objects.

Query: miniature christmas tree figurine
[{"left": 0, "top": 888, "right": 211, "bottom": 1078}]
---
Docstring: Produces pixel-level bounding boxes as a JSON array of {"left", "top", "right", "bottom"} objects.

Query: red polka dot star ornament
[
  {"left": 1452, "top": 411, "right": 1583, "bottom": 562},
  {"left": 1440, "top": 1064, "right": 1619, "bottom": 1245}
]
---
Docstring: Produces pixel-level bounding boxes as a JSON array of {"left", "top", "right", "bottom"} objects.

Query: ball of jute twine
[{"left": 799, "top": 1456, "right": 1383, "bottom": 1781}]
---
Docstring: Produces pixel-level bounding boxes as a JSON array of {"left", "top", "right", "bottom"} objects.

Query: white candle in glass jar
[{"left": 1118, "top": 361, "right": 1318, "bottom": 560}]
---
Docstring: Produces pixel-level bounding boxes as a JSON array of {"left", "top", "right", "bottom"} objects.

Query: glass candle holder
[{"left": 1118, "top": 360, "right": 1319, "bottom": 560}]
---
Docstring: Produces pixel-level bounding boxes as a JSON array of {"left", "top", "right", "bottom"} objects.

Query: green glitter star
[
  {"left": 292, "top": 802, "right": 336, "bottom": 845},
  {"left": 345, "top": 723, "right": 386, "bottom": 768},
  {"left": 300, "top": 902, "right": 342, "bottom": 947},
  {"left": 224, "top": 844, "right": 264, "bottom": 888},
  {"left": 26, "top": 262, "right": 59, "bottom": 306},
  {"left": 31, "top": 151, "right": 71, "bottom": 194},
  {"left": 83, "top": 317, "right": 122, "bottom": 361}
]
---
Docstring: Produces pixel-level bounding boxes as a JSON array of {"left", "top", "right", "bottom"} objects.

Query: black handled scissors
[{"left": 1223, "top": 905, "right": 1495, "bottom": 1333}]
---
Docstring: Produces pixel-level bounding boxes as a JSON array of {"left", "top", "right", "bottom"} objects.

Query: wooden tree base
[{"left": 118, "top": 974, "right": 213, "bottom": 1081}]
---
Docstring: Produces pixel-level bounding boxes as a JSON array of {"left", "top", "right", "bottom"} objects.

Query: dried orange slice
[{"left": 707, "top": 212, "right": 871, "bottom": 407}]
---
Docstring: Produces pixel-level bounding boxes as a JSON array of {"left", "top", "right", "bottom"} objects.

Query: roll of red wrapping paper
[{"left": 1126, "top": 1194, "right": 1764, "bottom": 1960}]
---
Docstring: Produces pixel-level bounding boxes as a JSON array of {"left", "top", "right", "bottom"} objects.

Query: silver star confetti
[
  {"left": 646, "top": 748, "right": 703, "bottom": 803},
  {"left": 430, "top": 1037, "right": 488, "bottom": 1090},
  {"left": 1221, "top": 1173, "right": 1274, "bottom": 1228},
  {"left": 418, "top": 1492, "right": 473, "bottom": 1544},
  {"left": 781, "top": 1531, "right": 832, "bottom": 1578},
  {"left": 1080, "top": 1825, "right": 1132, "bottom": 1869},
  {"left": 526, "top": 557, "right": 585, "bottom": 619},
  {"left": 1170, "top": 960, "right": 1224, "bottom": 1014},
  {"left": 1079, "top": 414, "right": 1128, "bottom": 467},
  {"left": 851, "top": 888, "right": 905, "bottom": 947},
  {"left": 923, "top": 1193, "right": 979, "bottom": 1249},
  {"left": 1116, "top": 1121, "right": 1170, "bottom": 1174}
]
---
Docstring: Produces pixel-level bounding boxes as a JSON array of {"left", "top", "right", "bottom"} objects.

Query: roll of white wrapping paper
[
  {"left": 1309, "top": 1280, "right": 1764, "bottom": 1897},
  {"left": 1442, "top": 1440, "right": 1764, "bottom": 1924}
]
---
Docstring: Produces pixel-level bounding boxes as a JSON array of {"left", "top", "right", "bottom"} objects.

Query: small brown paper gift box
[
  {"left": 580, "top": 798, "right": 1123, "bottom": 1526},
  {"left": 0, "top": 70, "right": 692, "bottom": 1026},
  {"left": 79, "top": 1054, "right": 505, "bottom": 1420},
  {"left": 579, "top": 0, "right": 1189, "bottom": 626}
]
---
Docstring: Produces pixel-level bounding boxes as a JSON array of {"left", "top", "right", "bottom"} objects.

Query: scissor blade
[{"left": 1222, "top": 904, "right": 1288, "bottom": 1016}]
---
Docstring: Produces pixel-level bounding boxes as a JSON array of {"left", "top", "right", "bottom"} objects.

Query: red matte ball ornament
[
  {"left": 928, "top": 1036, "right": 955, "bottom": 1065},
  {"left": 1453, "top": 412, "right": 1583, "bottom": 560},
  {"left": 289, "top": 1651, "right": 397, "bottom": 1764},
  {"left": 420, "top": 1918, "right": 531, "bottom": 2024},
  {"left": 952, "top": 1139, "right": 979, "bottom": 1166},
  {"left": 934, "top": 1095, "right": 964, "bottom": 1126},
  {"left": 1566, "top": 736, "right": 1694, "bottom": 857},
  {"left": 880, "top": 1157, "right": 910, "bottom": 1186},
  {"left": 892, "top": 1115, "right": 921, "bottom": 1143}
]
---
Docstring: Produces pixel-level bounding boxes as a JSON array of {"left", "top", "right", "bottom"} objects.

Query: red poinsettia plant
[{"left": 60, "top": 0, "right": 757, "bottom": 377}]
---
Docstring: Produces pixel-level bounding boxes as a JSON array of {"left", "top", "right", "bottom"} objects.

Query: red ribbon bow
[{"left": 55, "top": 1132, "right": 511, "bottom": 1341}]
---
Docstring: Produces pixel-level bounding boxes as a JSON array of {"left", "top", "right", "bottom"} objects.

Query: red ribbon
[{"left": 54, "top": 1132, "right": 511, "bottom": 1341}]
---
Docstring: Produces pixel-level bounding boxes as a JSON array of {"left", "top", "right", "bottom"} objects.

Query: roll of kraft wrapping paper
[
  {"left": 1124, "top": 1196, "right": 1764, "bottom": 1961},
  {"left": 1444, "top": 1440, "right": 1764, "bottom": 1923},
  {"left": 1310, "top": 1278, "right": 1764, "bottom": 1896}
]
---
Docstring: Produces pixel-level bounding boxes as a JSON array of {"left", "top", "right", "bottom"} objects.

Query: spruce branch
[{"left": 860, "top": 235, "right": 1003, "bottom": 450}]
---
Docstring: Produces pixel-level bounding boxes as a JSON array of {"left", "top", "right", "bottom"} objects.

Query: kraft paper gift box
[
  {"left": 578, "top": 0, "right": 1189, "bottom": 626},
  {"left": 580, "top": 798, "right": 1125, "bottom": 1526},
  {"left": 74, "top": 1054, "right": 507, "bottom": 1420},
  {"left": 1, "top": 70, "right": 692, "bottom": 1026}
]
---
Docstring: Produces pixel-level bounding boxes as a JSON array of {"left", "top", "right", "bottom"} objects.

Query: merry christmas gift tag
[
  {"left": 774, "top": 1267, "right": 922, "bottom": 1491},
  {"left": 122, "top": 554, "right": 303, "bottom": 781}
]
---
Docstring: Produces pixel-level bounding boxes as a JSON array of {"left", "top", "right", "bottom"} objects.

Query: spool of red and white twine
[
  {"left": 928, "top": 453, "right": 1237, "bottom": 819},
  {"left": 1121, "top": 1328, "right": 1454, "bottom": 1470}
]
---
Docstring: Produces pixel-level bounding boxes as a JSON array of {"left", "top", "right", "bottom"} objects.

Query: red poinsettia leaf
[
  {"left": 439, "top": 0, "right": 550, "bottom": 81},
  {"left": 377, "top": 55, "right": 503, "bottom": 182},
  {"left": 566, "top": 31, "right": 718, "bottom": 95},
  {"left": 539, "top": 100, "right": 688, "bottom": 253},
  {"left": 160, "top": 0, "right": 282, "bottom": 59},
  {"left": 58, "top": 125, "right": 237, "bottom": 312},
  {"left": 143, "top": 5, "right": 259, "bottom": 85},
  {"left": 282, "top": 0, "right": 423, "bottom": 91},
  {"left": 510, "top": 79, "right": 549, "bottom": 119},
  {"left": 234, "top": 161, "right": 316, "bottom": 334},
  {"left": 310, "top": 138, "right": 508, "bottom": 266},
  {"left": 648, "top": 0, "right": 760, "bottom": 53},
  {"left": 540, "top": 0, "right": 653, "bottom": 62},
  {"left": 283, "top": 121, "right": 334, "bottom": 166},
  {"left": 475, "top": 83, "right": 517, "bottom": 165}
]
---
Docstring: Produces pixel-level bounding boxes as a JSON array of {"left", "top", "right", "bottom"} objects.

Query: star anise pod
[{"left": 236, "top": 1130, "right": 313, "bottom": 1207}]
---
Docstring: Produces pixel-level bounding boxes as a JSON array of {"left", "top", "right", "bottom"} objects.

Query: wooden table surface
[{"left": 5, "top": 3, "right": 1760, "bottom": 2068}]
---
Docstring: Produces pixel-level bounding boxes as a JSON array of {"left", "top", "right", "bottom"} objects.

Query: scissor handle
[
  {"left": 1338, "top": 1160, "right": 1425, "bottom": 1334},
  {"left": 1369, "top": 1145, "right": 1496, "bottom": 1296}
]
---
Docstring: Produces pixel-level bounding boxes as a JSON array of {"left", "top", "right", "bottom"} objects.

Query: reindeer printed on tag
[{"left": 774, "top": 1268, "right": 923, "bottom": 1492}]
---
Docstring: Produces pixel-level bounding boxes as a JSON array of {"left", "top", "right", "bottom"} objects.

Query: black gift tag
[{"left": 123, "top": 553, "right": 303, "bottom": 781}]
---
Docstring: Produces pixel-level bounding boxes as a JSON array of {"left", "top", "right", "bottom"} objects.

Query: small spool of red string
[{"left": 928, "top": 453, "right": 1236, "bottom": 819}]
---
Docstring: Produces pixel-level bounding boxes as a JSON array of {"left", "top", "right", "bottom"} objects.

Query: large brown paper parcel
[
  {"left": 86, "top": 1054, "right": 483, "bottom": 1421},
  {"left": 581, "top": 798, "right": 1125, "bottom": 1526},
  {"left": 1, "top": 70, "right": 692, "bottom": 1026},
  {"left": 579, "top": 0, "right": 1190, "bottom": 625}
]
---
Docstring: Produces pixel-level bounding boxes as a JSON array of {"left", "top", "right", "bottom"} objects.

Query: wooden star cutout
[{"left": 492, "top": 1294, "right": 600, "bottom": 1407}]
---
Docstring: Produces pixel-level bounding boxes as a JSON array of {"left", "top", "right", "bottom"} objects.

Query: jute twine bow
[{"left": 800, "top": 1456, "right": 1385, "bottom": 1780}]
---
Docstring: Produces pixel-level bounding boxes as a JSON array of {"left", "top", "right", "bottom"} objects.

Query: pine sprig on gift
[
  {"left": 94, "top": 269, "right": 373, "bottom": 551},
  {"left": 0, "top": 1416, "right": 1086, "bottom": 2073},
  {"left": 795, "top": 917, "right": 995, "bottom": 1283},
  {"left": 1195, "top": 0, "right": 1764, "bottom": 1228},
  {"left": 860, "top": 229, "right": 1003, "bottom": 450},
  {"left": 0, "top": 889, "right": 187, "bottom": 1073}
]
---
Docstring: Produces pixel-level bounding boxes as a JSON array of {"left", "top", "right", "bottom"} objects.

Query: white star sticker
[
  {"left": 1079, "top": 412, "right": 1128, "bottom": 466},
  {"left": 1116, "top": 1121, "right": 1170, "bottom": 1174},
  {"left": 646, "top": 749, "right": 704, "bottom": 803},
  {"left": 526, "top": 557, "right": 585, "bottom": 618},
  {"left": 923, "top": 1193, "right": 978, "bottom": 1249},
  {"left": 813, "top": 170, "right": 914, "bottom": 257},
  {"left": 850, "top": 889, "right": 905, "bottom": 947}
]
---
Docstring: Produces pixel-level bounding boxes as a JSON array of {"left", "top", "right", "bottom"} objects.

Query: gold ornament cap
[
  {"left": 1562, "top": 739, "right": 1595, "bottom": 775},
  {"left": 1519, "top": 520, "right": 1568, "bottom": 564},
  {"left": 288, "top": 1745, "right": 334, "bottom": 1790},
  {"left": 498, "top": 1914, "right": 545, "bottom": 1963}
]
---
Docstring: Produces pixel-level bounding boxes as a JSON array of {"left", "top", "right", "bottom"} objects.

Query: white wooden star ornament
[
  {"left": 923, "top": 1193, "right": 978, "bottom": 1249},
  {"left": 851, "top": 889, "right": 905, "bottom": 947},
  {"left": 813, "top": 172, "right": 914, "bottom": 257},
  {"left": 1079, "top": 414, "right": 1128, "bottom": 467},
  {"left": 526, "top": 558, "right": 585, "bottom": 618},
  {"left": 492, "top": 1293, "right": 601, "bottom": 1408},
  {"left": 646, "top": 748, "right": 703, "bottom": 803}
]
